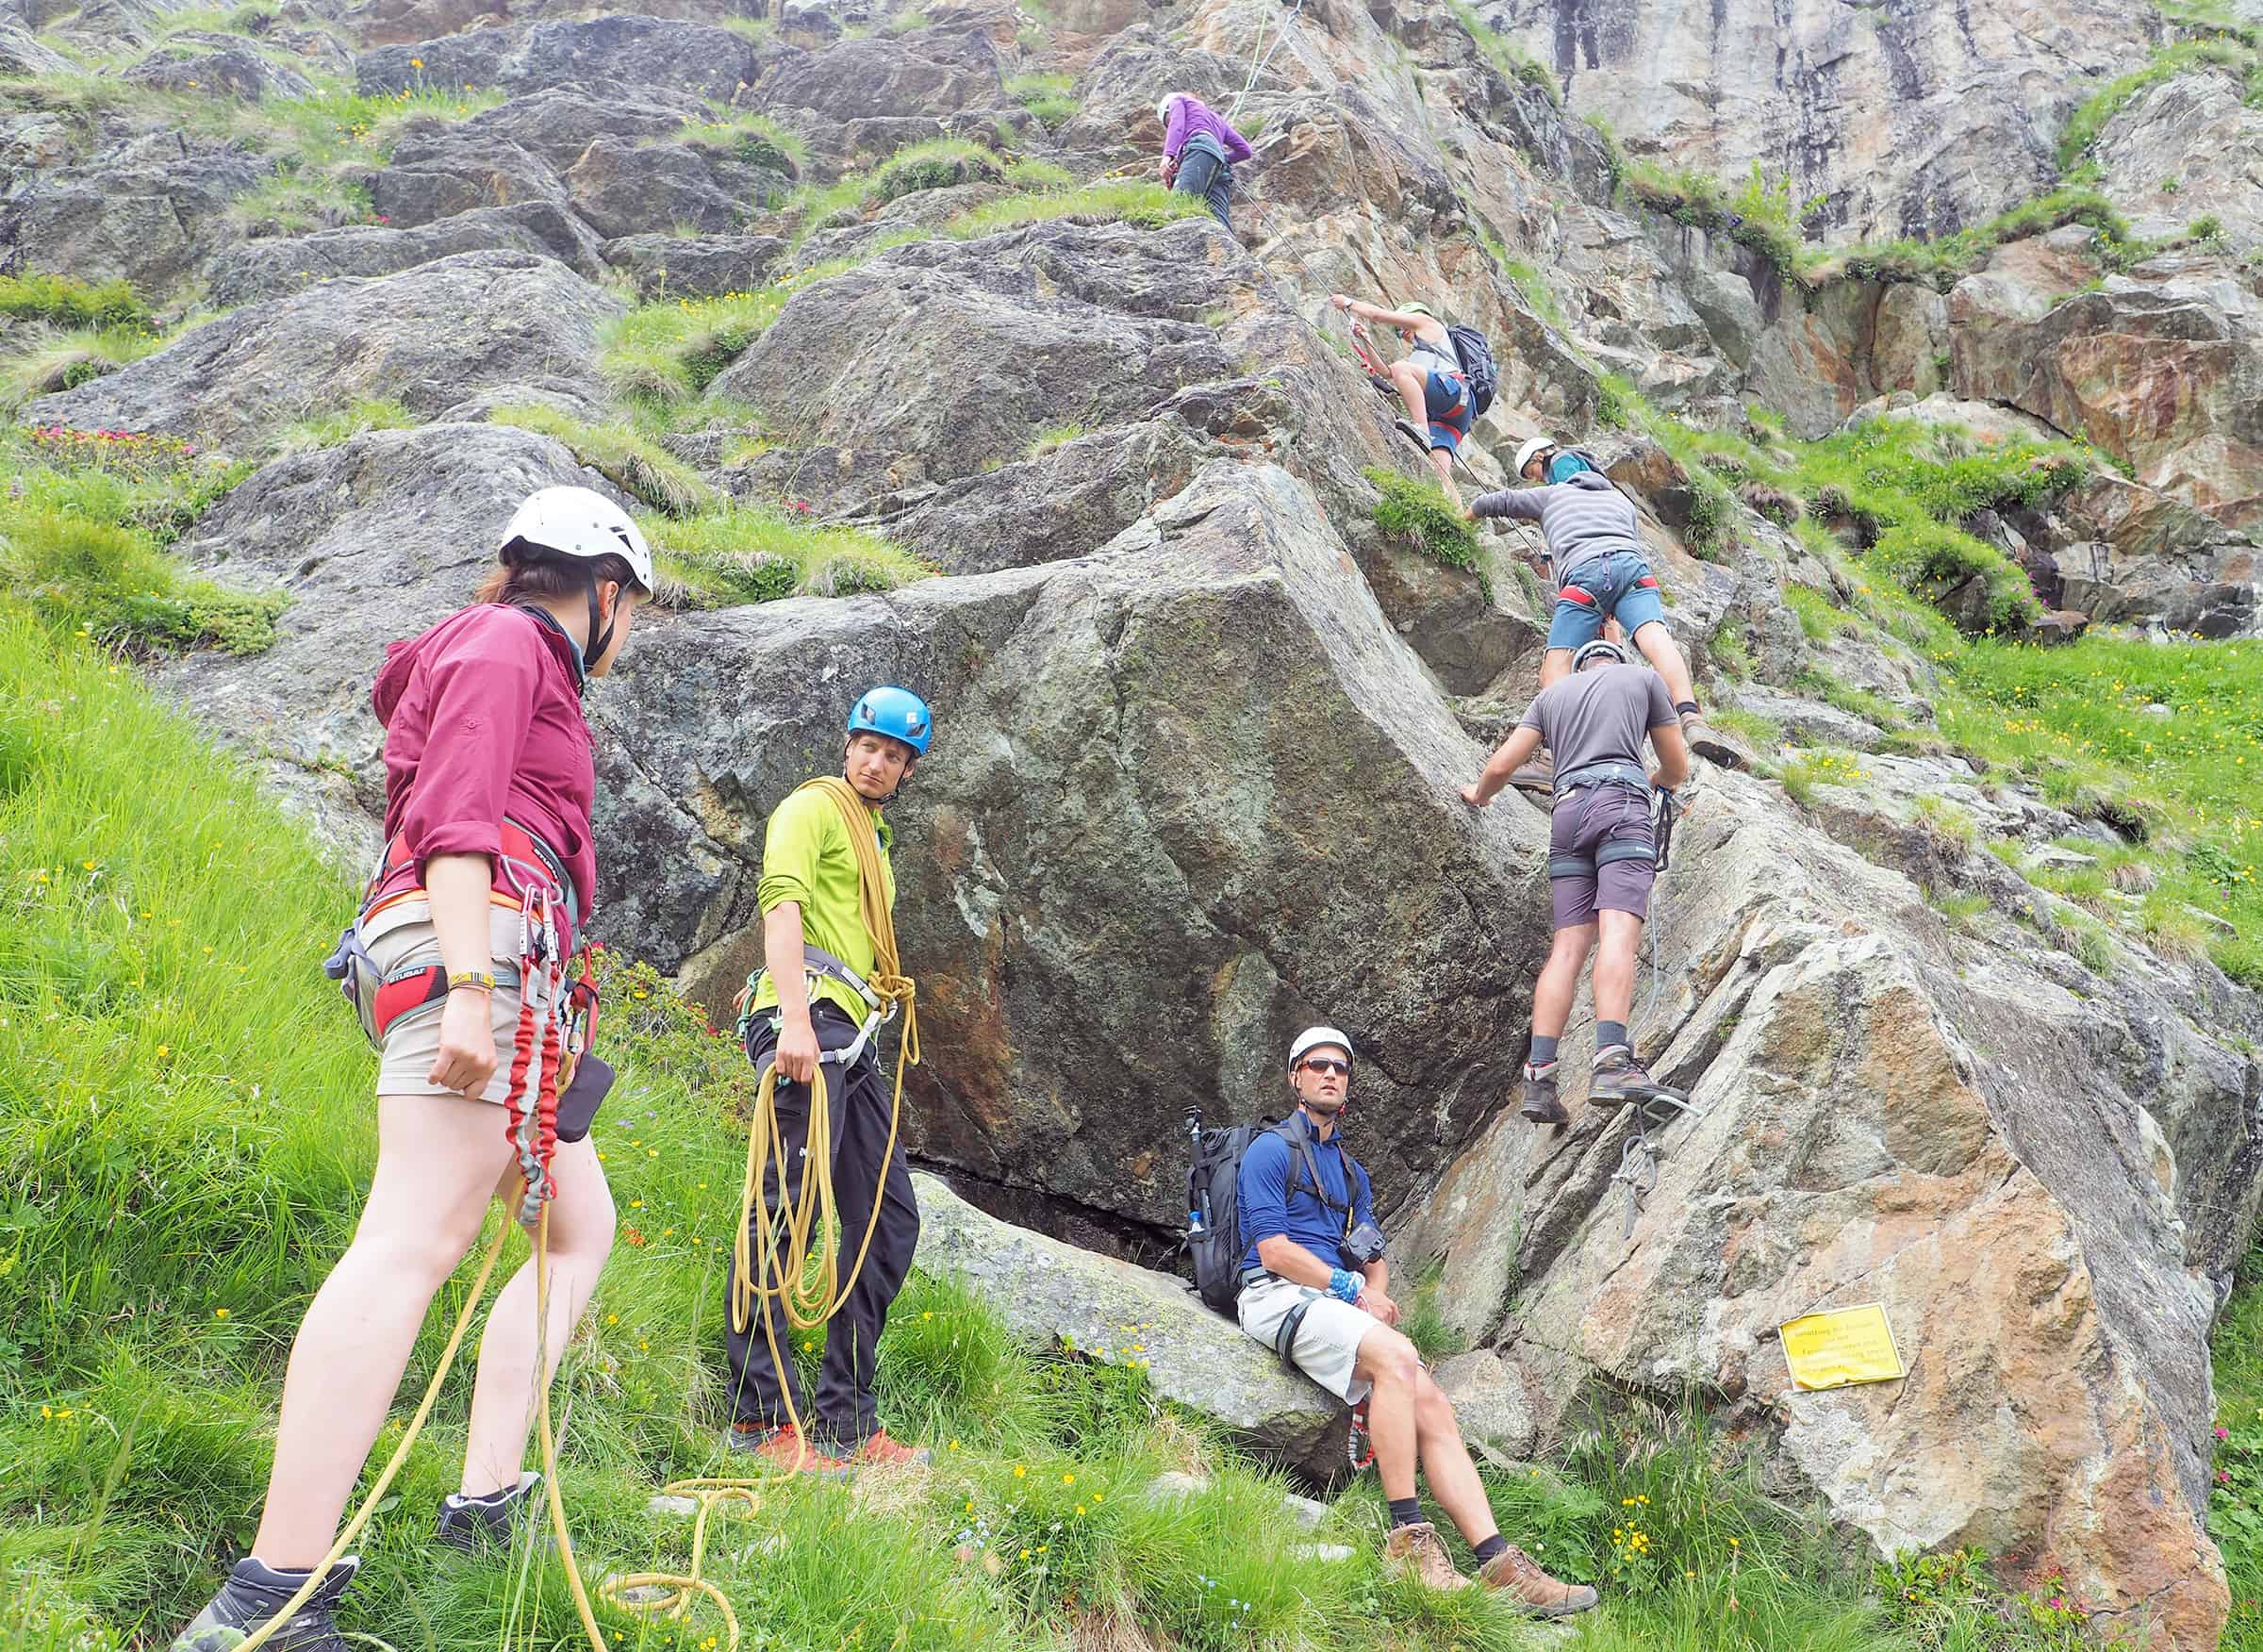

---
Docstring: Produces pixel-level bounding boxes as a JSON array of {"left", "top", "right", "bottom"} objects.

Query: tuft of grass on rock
[
  {"left": 0, "top": 273, "right": 151, "bottom": 332},
  {"left": 1363, "top": 467, "right": 1483, "bottom": 580},
  {"left": 270, "top": 396, "right": 419, "bottom": 455},
  {"left": 948, "top": 180, "right": 1209, "bottom": 238},
  {"left": 646, "top": 503, "right": 930, "bottom": 605},
  {"left": 487, "top": 403, "right": 717, "bottom": 518}
]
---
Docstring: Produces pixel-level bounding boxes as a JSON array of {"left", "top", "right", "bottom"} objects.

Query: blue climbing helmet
[{"left": 848, "top": 686, "right": 933, "bottom": 755}]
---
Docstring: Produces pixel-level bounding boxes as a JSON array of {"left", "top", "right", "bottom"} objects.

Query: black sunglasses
[{"left": 1299, "top": 1057, "right": 1351, "bottom": 1076}]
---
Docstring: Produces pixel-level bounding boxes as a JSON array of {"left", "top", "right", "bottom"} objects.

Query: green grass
[
  {"left": 645, "top": 504, "right": 931, "bottom": 605},
  {"left": 1933, "top": 634, "right": 2263, "bottom": 985},
  {"left": 1363, "top": 467, "right": 1484, "bottom": 582},
  {"left": 674, "top": 107, "right": 807, "bottom": 175},
  {"left": 1446, "top": 0, "right": 1561, "bottom": 104},
  {"left": 2056, "top": 38, "right": 2262, "bottom": 172},
  {"left": 0, "top": 324, "right": 165, "bottom": 410},
  {"left": 487, "top": 404, "right": 718, "bottom": 519},
  {"left": 1784, "top": 584, "right": 1852, "bottom": 642},
  {"left": 1004, "top": 73, "right": 1079, "bottom": 131},
  {"left": 0, "top": 274, "right": 150, "bottom": 332},
  {"left": 0, "top": 432, "right": 268, "bottom": 654},
  {"left": 601, "top": 288, "right": 803, "bottom": 405},
  {"left": 269, "top": 396, "right": 419, "bottom": 456},
  {"left": 1708, "top": 708, "right": 1782, "bottom": 754},
  {"left": 947, "top": 180, "right": 1209, "bottom": 239},
  {"left": 2211, "top": 1242, "right": 2263, "bottom": 1649}
]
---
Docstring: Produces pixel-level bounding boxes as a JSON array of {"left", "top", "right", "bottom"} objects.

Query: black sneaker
[
  {"left": 170, "top": 1556, "right": 359, "bottom": 1652},
  {"left": 1591, "top": 1044, "right": 1670, "bottom": 1106},
  {"left": 436, "top": 1471, "right": 543, "bottom": 1554},
  {"left": 1520, "top": 1062, "right": 1567, "bottom": 1126}
]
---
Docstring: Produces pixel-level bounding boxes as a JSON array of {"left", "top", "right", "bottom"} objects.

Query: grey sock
[
  {"left": 1597, "top": 1021, "right": 1628, "bottom": 1051},
  {"left": 1529, "top": 1034, "right": 1559, "bottom": 1066}
]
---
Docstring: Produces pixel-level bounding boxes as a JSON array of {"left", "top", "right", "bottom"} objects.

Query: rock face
[
  {"left": 601, "top": 460, "right": 1555, "bottom": 1219},
  {"left": 26, "top": 252, "right": 620, "bottom": 451},
  {"left": 1395, "top": 775, "right": 2262, "bottom": 1652},
  {"left": 2095, "top": 70, "right": 2263, "bottom": 256},
  {"left": 914, "top": 1172, "right": 1349, "bottom": 1479},
  {"left": 1476, "top": 0, "right": 2156, "bottom": 242},
  {"left": 204, "top": 204, "right": 606, "bottom": 306},
  {"left": 1950, "top": 251, "right": 2263, "bottom": 533}
]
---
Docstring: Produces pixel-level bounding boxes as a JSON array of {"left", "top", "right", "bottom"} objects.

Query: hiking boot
[
  {"left": 435, "top": 1471, "right": 542, "bottom": 1554},
  {"left": 1681, "top": 711, "right": 1751, "bottom": 770},
  {"left": 1478, "top": 1544, "right": 1599, "bottom": 1616},
  {"left": 720, "top": 1422, "right": 851, "bottom": 1479},
  {"left": 1509, "top": 749, "right": 1555, "bottom": 798},
  {"left": 847, "top": 1429, "right": 932, "bottom": 1468},
  {"left": 1591, "top": 1044, "right": 1680, "bottom": 1108},
  {"left": 1520, "top": 1062, "right": 1567, "bottom": 1126},
  {"left": 170, "top": 1556, "right": 359, "bottom": 1652},
  {"left": 1382, "top": 1522, "right": 1470, "bottom": 1590}
]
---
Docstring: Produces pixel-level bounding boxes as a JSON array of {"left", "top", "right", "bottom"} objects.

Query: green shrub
[
  {"left": 1363, "top": 467, "right": 1482, "bottom": 579},
  {"left": 677, "top": 107, "right": 807, "bottom": 175},
  {"left": 489, "top": 404, "right": 716, "bottom": 517},
  {"left": 1446, "top": 0, "right": 1561, "bottom": 104},
  {"left": 869, "top": 138, "right": 1005, "bottom": 204}
]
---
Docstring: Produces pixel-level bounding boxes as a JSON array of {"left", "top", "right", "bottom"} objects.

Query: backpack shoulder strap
[{"left": 1273, "top": 1117, "right": 1355, "bottom": 1237}]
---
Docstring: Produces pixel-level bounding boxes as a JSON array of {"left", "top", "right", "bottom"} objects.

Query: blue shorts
[
  {"left": 1546, "top": 550, "right": 1667, "bottom": 652},
  {"left": 1422, "top": 369, "right": 1473, "bottom": 454}
]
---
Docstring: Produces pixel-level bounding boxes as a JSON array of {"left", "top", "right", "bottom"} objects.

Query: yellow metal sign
[{"left": 1778, "top": 1302, "right": 1906, "bottom": 1391}]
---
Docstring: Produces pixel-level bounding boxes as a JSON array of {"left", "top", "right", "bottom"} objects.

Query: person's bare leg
[
  {"left": 459, "top": 1134, "right": 618, "bottom": 1496},
  {"left": 1412, "top": 1368, "right": 1498, "bottom": 1545},
  {"left": 250, "top": 1095, "right": 513, "bottom": 1567},
  {"left": 1427, "top": 446, "right": 1455, "bottom": 487},
  {"left": 1531, "top": 922, "right": 1595, "bottom": 1043},
  {"left": 1538, "top": 647, "right": 1574, "bottom": 690},
  {"left": 1630, "top": 620, "right": 1696, "bottom": 707},
  {"left": 1593, "top": 908, "right": 1644, "bottom": 1029},
  {"left": 1386, "top": 360, "right": 1429, "bottom": 435},
  {"left": 1353, "top": 1325, "right": 1425, "bottom": 1503}
]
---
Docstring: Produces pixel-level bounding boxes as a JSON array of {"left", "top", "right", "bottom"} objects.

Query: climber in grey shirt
[
  {"left": 1460, "top": 638, "right": 1691, "bottom": 1126},
  {"left": 1467, "top": 441, "right": 1746, "bottom": 781}
]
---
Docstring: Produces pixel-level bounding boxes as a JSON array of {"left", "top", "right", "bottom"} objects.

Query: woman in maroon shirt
[{"left": 172, "top": 487, "right": 651, "bottom": 1652}]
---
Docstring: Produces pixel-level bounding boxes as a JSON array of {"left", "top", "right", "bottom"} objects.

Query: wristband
[
  {"left": 1329, "top": 1268, "right": 1360, "bottom": 1304},
  {"left": 447, "top": 969, "right": 498, "bottom": 994}
]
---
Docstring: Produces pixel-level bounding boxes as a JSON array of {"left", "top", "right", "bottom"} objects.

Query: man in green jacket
[{"left": 722, "top": 686, "right": 933, "bottom": 1472}]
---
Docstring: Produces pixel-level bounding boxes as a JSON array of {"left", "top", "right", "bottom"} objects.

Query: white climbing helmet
[
  {"left": 1513, "top": 436, "right": 1558, "bottom": 476},
  {"left": 1289, "top": 1026, "right": 1355, "bottom": 1066},
  {"left": 500, "top": 486, "right": 654, "bottom": 594},
  {"left": 1157, "top": 92, "right": 1178, "bottom": 122}
]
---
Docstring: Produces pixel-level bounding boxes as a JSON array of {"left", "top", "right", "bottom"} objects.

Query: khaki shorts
[
  {"left": 1237, "top": 1275, "right": 1378, "bottom": 1403},
  {"left": 363, "top": 900, "right": 532, "bottom": 1104}
]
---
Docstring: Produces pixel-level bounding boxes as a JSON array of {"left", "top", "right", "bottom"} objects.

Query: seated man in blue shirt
[{"left": 1234, "top": 1027, "right": 1597, "bottom": 1616}]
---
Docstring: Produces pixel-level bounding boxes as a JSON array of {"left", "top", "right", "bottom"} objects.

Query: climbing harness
[
  {"left": 597, "top": 775, "right": 920, "bottom": 1652},
  {"left": 1346, "top": 1395, "right": 1375, "bottom": 1473},
  {"left": 1225, "top": 0, "right": 1308, "bottom": 124}
]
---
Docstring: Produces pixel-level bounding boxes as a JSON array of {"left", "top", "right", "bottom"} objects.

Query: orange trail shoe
[
  {"left": 848, "top": 1429, "right": 932, "bottom": 1468},
  {"left": 1478, "top": 1543, "right": 1599, "bottom": 1616},
  {"left": 720, "top": 1422, "right": 851, "bottom": 1479},
  {"left": 1382, "top": 1522, "right": 1471, "bottom": 1590}
]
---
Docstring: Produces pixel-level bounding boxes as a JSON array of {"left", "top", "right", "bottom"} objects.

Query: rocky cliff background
[{"left": 5, "top": 0, "right": 2261, "bottom": 1642}]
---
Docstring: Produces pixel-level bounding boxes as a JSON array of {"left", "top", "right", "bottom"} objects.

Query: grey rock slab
[
  {"left": 206, "top": 203, "right": 606, "bottom": 306},
  {"left": 27, "top": 251, "right": 619, "bottom": 451},
  {"left": 913, "top": 1172, "right": 1351, "bottom": 1480}
]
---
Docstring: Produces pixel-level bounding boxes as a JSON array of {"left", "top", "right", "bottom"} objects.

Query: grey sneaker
[
  {"left": 1520, "top": 1062, "right": 1567, "bottom": 1125},
  {"left": 170, "top": 1557, "right": 359, "bottom": 1652},
  {"left": 436, "top": 1471, "right": 543, "bottom": 1554},
  {"left": 1681, "top": 711, "right": 1751, "bottom": 770}
]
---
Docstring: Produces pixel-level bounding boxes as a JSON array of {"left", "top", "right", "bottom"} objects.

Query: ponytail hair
[{"left": 473, "top": 551, "right": 641, "bottom": 607}]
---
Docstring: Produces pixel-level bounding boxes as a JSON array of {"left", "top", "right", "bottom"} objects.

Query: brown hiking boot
[
  {"left": 1681, "top": 710, "right": 1751, "bottom": 770},
  {"left": 1478, "top": 1543, "right": 1599, "bottom": 1616},
  {"left": 1509, "top": 748, "right": 1555, "bottom": 798},
  {"left": 1382, "top": 1522, "right": 1471, "bottom": 1590},
  {"left": 849, "top": 1429, "right": 932, "bottom": 1468},
  {"left": 720, "top": 1422, "right": 851, "bottom": 1479}
]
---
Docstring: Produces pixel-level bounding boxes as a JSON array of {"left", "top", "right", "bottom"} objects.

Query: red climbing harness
[{"left": 324, "top": 815, "right": 597, "bottom": 1222}]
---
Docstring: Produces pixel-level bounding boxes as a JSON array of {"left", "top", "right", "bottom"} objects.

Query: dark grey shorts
[{"left": 1549, "top": 786, "right": 1656, "bottom": 930}]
